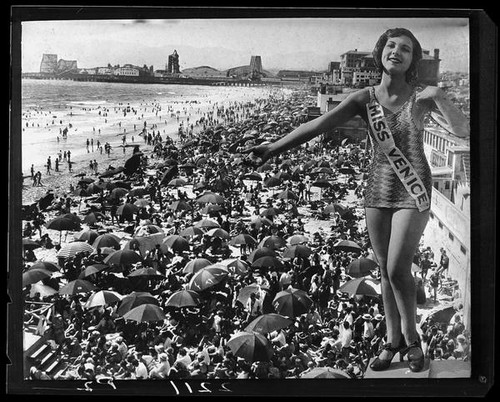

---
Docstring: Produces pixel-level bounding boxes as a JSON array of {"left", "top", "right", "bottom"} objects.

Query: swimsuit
[{"left": 364, "top": 86, "right": 432, "bottom": 209}]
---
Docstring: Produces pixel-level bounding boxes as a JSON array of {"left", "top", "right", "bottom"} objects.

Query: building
[
  {"left": 97, "top": 67, "right": 113, "bottom": 75},
  {"left": 57, "top": 59, "right": 78, "bottom": 74},
  {"left": 249, "top": 56, "right": 264, "bottom": 79},
  {"left": 113, "top": 66, "right": 139, "bottom": 76},
  {"left": 418, "top": 49, "right": 441, "bottom": 86},
  {"left": 39, "top": 54, "right": 58, "bottom": 74},
  {"left": 168, "top": 50, "right": 180, "bottom": 74},
  {"left": 339, "top": 49, "right": 372, "bottom": 85}
]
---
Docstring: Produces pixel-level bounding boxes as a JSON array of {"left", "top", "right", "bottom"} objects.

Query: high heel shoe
[
  {"left": 402, "top": 340, "right": 425, "bottom": 372},
  {"left": 369, "top": 339, "right": 406, "bottom": 371}
]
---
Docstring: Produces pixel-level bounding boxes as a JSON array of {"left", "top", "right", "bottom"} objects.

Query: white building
[
  {"left": 113, "top": 67, "right": 139, "bottom": 76},
  {"left": 97, "top": 67, "right": 113, "bottom": 75}
]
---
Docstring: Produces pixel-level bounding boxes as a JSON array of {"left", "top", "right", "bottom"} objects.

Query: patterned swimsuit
[{"left": 364, "top": 86, "right": 432, "bottom": 209}]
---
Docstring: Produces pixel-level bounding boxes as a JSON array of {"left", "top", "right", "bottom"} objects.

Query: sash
[{"left": 366, "top": 100, "right": 430, "bottom": 212}]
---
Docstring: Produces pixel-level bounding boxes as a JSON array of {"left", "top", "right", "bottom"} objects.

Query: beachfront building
[
  {"left": 339, "top": 49, "right": 372, "bottom": 86},
  {"left": 113, "top": 65, "right": 140, "bottom": 77},
  {"left": 39, "top": 54, "right": 58, "bottom": 74},
  {"left": 168, "top": 50, "right": 180, "bottom": 74}
]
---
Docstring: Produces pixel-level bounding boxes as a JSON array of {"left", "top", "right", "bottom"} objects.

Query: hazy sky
[{"left": 21, "top": 17, "right": 470, "bottom": 73}]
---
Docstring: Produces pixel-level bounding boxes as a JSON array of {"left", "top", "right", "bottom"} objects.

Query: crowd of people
[{"left": 22, "top": 87, "right": 469, "bottom": 382}]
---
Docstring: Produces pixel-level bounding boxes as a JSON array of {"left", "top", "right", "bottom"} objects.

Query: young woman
[{"left": 244, "top": 28, "right": 469, "bottom": 372}]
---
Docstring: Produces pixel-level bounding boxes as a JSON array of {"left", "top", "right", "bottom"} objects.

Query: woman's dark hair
[{"left": 372, "top": 28, "right": 423, "bottom": 83}]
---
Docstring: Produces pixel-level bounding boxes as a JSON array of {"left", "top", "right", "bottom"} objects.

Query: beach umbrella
[
  {"left": 196, "top": 192, "right": 225, "bottom": 204},
  {"left": 133, "top": 198, "right": 151, "bottom": 208},
  {"left": 277, "top": 189, "right": 299, "bottom": 201},
  {"left": 92, "top": 233, "right": 121, "bottom": 250},
  {"left": 117, "top": 291, "right": 159, "bottom": 316},
  {"left": 162, "top": 235, "right": 190, "bottom": 253},
  {"left": 99, "top": 166, "right": 125, "bottom": 178},
  {"left": 124, "top": 235, "right": 160, "bottom": 256},
  {"left": 91, "top": 246, "right": 117, "bottom": 257},
  {"left": 194, "top": 219, "right": 221, "bottom": 230},
  {"left": 57, "top": 242, "right": 95, "bottom": 259},
  {"left": 116, "top": 203, "right": 139, "bottom": 218},
  {"left": 84, "top": 290, "right": 123, "bottom": 309},
  {"left": 210, "top": 177, "right": 233, "bottom": 192},
  {"left": 339, "top": 277, "right": 381, "bottom": 298},
  {"left": 78, "top": 177, "right": 95, "bottom": 185},
  {"left": 272, "top": 287, "right": 313, "bottom": 317},
  {"left": 109, "top": 187, "right": 129, "bottom": 199},
  {"left": 260, "top": 207, "right": 283, "bottom": 218},
  {"left": 72, "top": 187, "right": 89, "bottom": 197},
  {"left": 46, "top": 216, "right": 81, "bottom": 242},
  {"left": 263, "top": 176, "right": 281, "bottom": 188},
  {"left": 187, "top": 266, "right": 229, "bottom": 292},
  {"left": 312, "top": 178, "right": 332, "bottom": 188},
  {"left": 122, "top": 303, "right": 166, "bottom": 323},
  {"left": 83, "top": 212, "right": 107, "bottom": 226},
  {"left": 78, "top": 263, "right": 109, "bottom": 279},
  {"left": 300, "top": 367, "right": 351, "bottom": 379},
  {"left": 22, "top": 268, "right": 53, "bottom": 287},
  {"left": 282, "top": 244, "right": 314, "bottom": 260},
  {"left": 160, "top": 165, "right": 179, "bottom": 186},
  {"left": 167, "top": 178, "right": 188, "bottom": 187},
  {"left": 58, "top": 279, "right": 97, "bottom": 295},
  {"left": 252, "top": 256, "right": 285, "bottom": 271},
  {"left": 247, "top": 247, "right": 277, "bottom": 264},
  {"left": 250, "top": 216, "right": 273, "bottom": 229},
  {"left": 179, "top": 226, "right": 204, "bottom": 238},
  {"left": 104, "top": 249, "right": 143, "bottom": 266},
  {"left": 29, "top": 261, "right": 61, "bottom": 272},
  {"left": 168, "top": 200, "right": 192, "bottom": 212},
  {"left": 346, "top": 258, "right": 379, "bottom": 278},
  {"left": 133, "top": 224, "right": 164, "bottom": 237},
  {"left": 29, "top": 283, "right": 58, "bottom": 298},
  {"left": 334, "top": 240, "right": 363, "bottom": 253},
  {"left": 182, "top": 258, "right": 212, "bottom": 275},
  {"left": 229, "top": 234, "right": 257, "bottom": 247},
  {"left": 312, "top": 167, "right": 334, "bottom": 176},
  {"left": 219, "top": 258, "right": 250, "bottom": 276},
  {"left": 338, "top": 167, "right": 357, "bottom": 175},
  {"left": 258, "top": 235, "right": 287, "bottom": 250},
  {"left": 244, "top": 313, "right": 293, "bottom": 334},
  {"left": 22, "top": 238, "right": 41, "bottom": 250},
  {"left": 206, "top": 227, "right": 230, "bottom": 239},
  {"left": 287, "top": 234, "right": 310, "bottom": 246},
  {"left": 427, "top": 305, "right": 457, "bottom": 324},
  {"left": 86, "top": 182, "right": 103, "bottom": 194},
  {"left": 226, "top": 331, "right": 273, "bottom": 363},
  {"left": 165, "top": 289, "right": 201, "bottom": 308},
  {"left": 333, "top": 203, "right": 351, "bottom": 218},
  {"left": 128, "top": 267, "right": 165, "bottom": 279},
  {"left": 37, "top": 191, "right": 55, "bottom": 211}
]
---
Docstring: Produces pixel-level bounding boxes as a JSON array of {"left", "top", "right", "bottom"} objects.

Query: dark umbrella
[
  {"left": 116, "top": 203, "right": 139, "bottom": 220},
  {"left": 117, "top": 291, "right": 159, "bottom": 316},
  {"left": 247, "top": 247, "right": 277, "bottom": 264},
  {"left": 22, "top": 268, "right": 53, "bottom": 287},
  {"left": 200, "top": 204, "right": 224, "bottom": 215},
  {"left": 46, "top": 216, "right": 81, "bottom": 242},
  {"left": 78, "top": 264, "right": 109, "bottom": 279},
  {"left": 300, "top": 367, "right": 351, "bottom": 379},
  {"left": 428, "top": 305, "right": 457, "bottom": 324},
  {"left": 263, "top": 176, "right": 281, "bottom": 188},
  {"left": 244, "top": 313, "right": 293, "bottom": 334},
  {"left": 219, "top": 258, "right": 250, "bottom": 276},
  {"left": 250, "top": 216, "right": 273, "bottom": 229},
  {"left": 29, "top": 261, "right": 61, "bottom": 272},
  {"left": 58, "top": 279, "right": 97, "bottom": 295},
  {"left": 160, "top": 165, "right": 179, "bottom": 186},
  {"left": 258, "top": 235, "right": 287, "bottom": 250},
  {"left": 122, "top": 303, "right": 166, "bottom": 323},
  {"left": 37, "top": 192, "right": 55, "bottom": 211},
  {"left": 83, "top": 212, "right": 107, "bottom": 226},
  {"left": 345, "top": 258, "right": 379, "bottom": 278},
  {"left": 205, "top": 227, "right": 230, "bottom": 239},
  {"left": 168, "top": 178, "right": 188, "bottom": 187},
  {"left": 196, "top": 192, "right": 225, "bottom": 204},
  {"left": 226, "top": 331, "right": 273, "bottom": 363},
  {"left": 242, "top": 172, "right": 262, "bottom": 181},
  {"left": 168, "top": 200, "right": 192, "bottom": 212},
  {"left": 128, "top": 187, "right": 147, "bottom": 198},
  {"left": 99, "top": 166, "right": 125, "bottom": 178},
  {"left": 179, "top": 226, "right": 204, "bottom": 238},
  {"left": 282, "top": 244, "right": 314, "bottom": 260},
  {"left": 187, "top": 266, "right": 229, "bottom": 292},
  {"left": 277, "top": 189, "right": 299, "bottom": 201},
  {"left": 92, "top": 233, "right": 121, "bottom": 250},
  {"left": 260, "top": 207, "right": 283, "bottom": 218},
  {"left": 339, "top": 277, "right": 381, "bottom": 298},
  {"left": 124, "top": 153, "right": 142, "bottom": 175},
  {"left": 104, "top": 249, "right": 143, "bottom": 266},
  {"left": 22, "top": 238, "right": 41, "bottom": 250},
  {"left": 162, "top": 235, "right": 190, "bottom": 253},
  {"left": 236, "top": 284, "right": 268, "bottom": 306},
  {"left": 272, "top": 287, "right": 313, "bottom": 317},
  {"left": 252, "top": 256, "right": 285, "bottom": 271},
  {"left": 109, "top": 187, "right": 129, "bottom": 199},
  {"left": 165, "top": 289, "right": 201, "bottom": 308},
  {"left": 287, "top": 234, "right": 309, "bottom": 246}
]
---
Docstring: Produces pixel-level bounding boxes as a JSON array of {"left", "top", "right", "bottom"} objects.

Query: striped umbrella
[
  {"left": 84, "top": 290, "right": 123, "bottom": 309},
  {"left": 56, "top": 242, "right": 95, "bottom": 259}
]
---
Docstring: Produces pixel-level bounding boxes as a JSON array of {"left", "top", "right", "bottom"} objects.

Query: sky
[{"left": 20, "top": 17, "right": 470, "bottom": 73}]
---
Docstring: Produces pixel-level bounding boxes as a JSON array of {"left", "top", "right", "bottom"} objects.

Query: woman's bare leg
[
  {"left": 365, "top": 208, "right": 402, "bottom": 355},
  {"left": 386, "top": 208, "right": 429, "bottom": 346}
]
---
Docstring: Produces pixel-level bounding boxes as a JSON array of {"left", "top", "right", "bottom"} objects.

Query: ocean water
[{"left": 20, "top": 79, "right": 271, "bottom": 173}]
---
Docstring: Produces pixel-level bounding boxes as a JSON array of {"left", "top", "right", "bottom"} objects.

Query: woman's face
[{"left": 381, "top": 35, "right": 414, "bottom": 76}]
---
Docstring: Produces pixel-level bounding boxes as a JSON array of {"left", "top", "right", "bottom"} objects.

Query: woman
[{"left": 244, "top": 28, "right": 469, "bottom": 372}]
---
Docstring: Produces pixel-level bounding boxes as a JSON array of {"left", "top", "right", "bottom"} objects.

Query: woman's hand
[
  {"left": 415, "top": 86, "right": 445, "bottom": 103},
  {"left": 241, "top": 143, "right": 274, "bottom": 167}
]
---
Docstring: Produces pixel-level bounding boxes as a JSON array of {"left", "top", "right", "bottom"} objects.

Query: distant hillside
[{"left": 181, "top": 66, "right": 226, "bottom": 77}]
